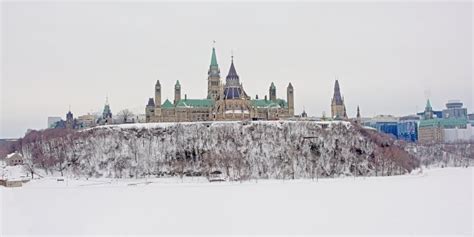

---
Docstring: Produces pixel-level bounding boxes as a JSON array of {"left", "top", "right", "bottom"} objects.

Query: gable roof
[
  {"left": 6, "top": 152, "right": 22, "bottom": 160},
  {"left": 162, "top": 99, "right": 174, "bottom": 109}
]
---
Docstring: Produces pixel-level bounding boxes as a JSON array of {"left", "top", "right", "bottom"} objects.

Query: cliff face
[{"left": 18, "top": 121, "right": 418, "bottom": 179}]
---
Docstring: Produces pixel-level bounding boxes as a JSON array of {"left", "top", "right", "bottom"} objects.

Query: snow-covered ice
[{"left": 1, "top": 168, "right": 472, "bottom": 235}]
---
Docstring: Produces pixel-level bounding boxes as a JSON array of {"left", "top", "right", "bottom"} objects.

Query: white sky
[{"left": 1, "top": 1, "right": 473, "bottom": 138}]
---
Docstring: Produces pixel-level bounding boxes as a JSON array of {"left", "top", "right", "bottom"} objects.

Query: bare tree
[{"left": 117, "top": 109, "right": 134, "bottom": 124}]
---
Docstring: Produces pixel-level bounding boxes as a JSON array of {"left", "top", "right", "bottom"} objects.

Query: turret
[
  {"left": 269, "top": 82, "right": 276, "bottom": 102},
  {"left": 145, "top": 98, "right": 155, "bottom": 122},
  {"left": 154, "top": 80, "right": 162, "bottom": 117},
  {"left": 174, "top": 80, "right": 181, "bottom": 105},
  {"left": 66, "top": 110, "right": 74, "bottom": 129},
  {"left": 66, "top": 110, "right": 73, "bottom": 122},
  {"left": 287, "top": 83, "right": 294, "bottom": 116}
]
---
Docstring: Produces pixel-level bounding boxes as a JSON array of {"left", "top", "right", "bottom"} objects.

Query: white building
[{"left": 443, "top": 123, "right": 474, "bottom": 143}]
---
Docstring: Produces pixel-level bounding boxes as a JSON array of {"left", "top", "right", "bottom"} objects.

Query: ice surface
[{"left": 1, "top": 168, "right": 472, "bottom": 235}]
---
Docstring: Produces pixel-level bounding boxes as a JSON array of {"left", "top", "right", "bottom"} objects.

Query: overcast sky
[{"left": 1, "top": 1, "right": 472, "bottom": 138}]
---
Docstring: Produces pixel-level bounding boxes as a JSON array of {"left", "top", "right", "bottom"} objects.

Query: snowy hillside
[
  {"left": 18, "top": 121, "right": 417, "bottom": 179},
  {"left": 404, "top": 142, "right": 474, "bottom": 168}
]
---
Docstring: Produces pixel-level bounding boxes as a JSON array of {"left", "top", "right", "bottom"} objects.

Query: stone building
[
  {"left": 53, "top": 110, "right": 83, "bottom": 129},
  {"left": 77, "top": 114, "right": 97, "bottom": 128},
  {"left": 145, "top": 47, "right": 294, "bottom": 122},
  {"left": 418, "top": 120, "right": 444, "bottom": 144},
  {"left": 417, "top": 99, "right": 470, "bottom": 144},
  {"left": 418, "top": 99, "right": 443, "bottom": 144}
]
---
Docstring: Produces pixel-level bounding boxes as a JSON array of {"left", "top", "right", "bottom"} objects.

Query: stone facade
[
  {"left": 418, "top": 123, "right": 444, "bottom": 144},
  {"left": 146, "top": 47, "right": 294, "bottom": 122}
]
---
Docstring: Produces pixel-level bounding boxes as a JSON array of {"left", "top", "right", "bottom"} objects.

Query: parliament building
[{"left": 145, "top": 47, "right": 294, "bottom": 122}]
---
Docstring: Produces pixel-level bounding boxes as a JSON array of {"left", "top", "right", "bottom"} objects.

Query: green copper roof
[
  {"left": 419, "top": 118, "right": 467, "bottom": 128},
  {"left": 252, "top": 98, "right": 287, "bottom": 108},
  {"left": 162, "top": 99, "right": 174, "bottom": 109},
  {"left": 176, "top": 99, "right": 214, "bottom": 108},
  {"left": 210, "top": 48, "right": 218, "bottom": 67},
  {"left": 175, "top": 80, "right": 180, "bottom": 86},
  {"left": 425, "top": 99, "right": 432, "bottom": 109}
]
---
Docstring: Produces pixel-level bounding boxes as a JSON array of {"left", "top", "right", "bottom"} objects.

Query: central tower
[{"left": 207, "top": 47, "right": 221, "bottom": 100}]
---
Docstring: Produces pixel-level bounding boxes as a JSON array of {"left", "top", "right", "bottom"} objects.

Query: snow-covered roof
[{"left": 6, "top": 152, "right": 22, "bottom": 160}]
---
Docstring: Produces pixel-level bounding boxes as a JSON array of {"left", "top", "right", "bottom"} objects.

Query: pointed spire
[
  {"left": 105, "top": 95, "right": 109, "bottom": 105},
  {"left": 210, "top": 47, "right": 218, "bottom": 67},
  {"left": 175, "top": 80, "right": 181, "bottom": 88},
  {"left": 226, "top": 56, "right": 239, "bottom": 81},
  {"left": 332, "top": 80, "right": 343, "bottom": 105},
  {"left": 426, "top": 99, "right": 432, "bottom": 109}
]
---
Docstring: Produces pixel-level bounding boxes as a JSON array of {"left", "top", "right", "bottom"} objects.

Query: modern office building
[
  {"left": 397, "top": 115, "right": 419, "bottom": 142},
  {"left": 364, "top": 115, "right": 399, "bottom": 138}
]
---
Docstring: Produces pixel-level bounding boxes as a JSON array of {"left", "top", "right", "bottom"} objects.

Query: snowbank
[{"left": 0, "top": 165, "right": 28, "bottom": 181}]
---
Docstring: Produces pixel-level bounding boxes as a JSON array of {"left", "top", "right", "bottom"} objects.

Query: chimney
[
  {"left": 264, "top": 95, "right": 267, "bottom": 101},
  {"left": 185, "top": 94, "right": 187, "bottom": 100},
  {"left": 256, "top": 94, "right": 259, "bottom": 100}
]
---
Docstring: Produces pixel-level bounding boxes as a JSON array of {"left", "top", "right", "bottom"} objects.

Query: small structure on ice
[
  {"left": 0, "top": 165, "right": 29, "bottom": 188},
  {"left": 208, "top": 170, "right": 226, "bottom": 182}
]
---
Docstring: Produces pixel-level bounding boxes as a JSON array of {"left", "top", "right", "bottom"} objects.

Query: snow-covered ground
[{"left": 1, "top": 168, "right": 472, "bottom": 236}]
